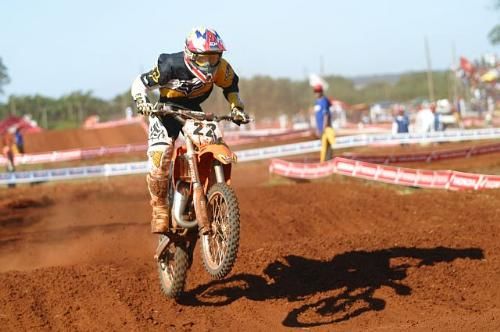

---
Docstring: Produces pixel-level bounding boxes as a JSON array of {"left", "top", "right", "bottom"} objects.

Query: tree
[
  {"left": 489, "top": 0, "right": 500, "bottom": 44},
  {"left": 0, "top": 57, "right": 10, "bottom": 95}
]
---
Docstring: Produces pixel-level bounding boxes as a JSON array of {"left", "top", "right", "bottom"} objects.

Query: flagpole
[
  {"left": 425, "top": 36, "right": 435, "bottom": 102},
  {"left": 319, "top": 55, "right": 324, "bottom": 76}
]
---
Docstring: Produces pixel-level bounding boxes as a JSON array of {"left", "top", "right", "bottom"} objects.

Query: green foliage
[
  {"left": 489, "top": 0, "right": 500, "bottom": 44},
  {"left": 0, "top": 70, "right": 454, "bottom": 127},
  {"left": 0, "top": 90, "right": 134, "bottom": 129},
  {"left": 0, "top": 57, "right": 10, "bottom": 95},
  {"left": 489, "top": 25, "right": 500, "bottom": 44}
]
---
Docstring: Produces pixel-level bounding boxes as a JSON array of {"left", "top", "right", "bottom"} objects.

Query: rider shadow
[{"left": 180, "top": 246, "right": 484, "bottom": 328}]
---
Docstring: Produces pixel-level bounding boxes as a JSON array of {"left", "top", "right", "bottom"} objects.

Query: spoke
[{"left": 207, "top": 191, "right": 231, "bottom": 266}]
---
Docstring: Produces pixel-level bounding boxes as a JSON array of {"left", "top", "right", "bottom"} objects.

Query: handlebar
[{"left": 153, "top": 103, "right": 234, "bottom": 122}]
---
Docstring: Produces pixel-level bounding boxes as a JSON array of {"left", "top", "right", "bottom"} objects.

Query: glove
[
  {"left": 137, "top": 102, "right": 154, "bottom": 116},
  {"left": 134, "top": 94, "right": 154, "bottom": 116},
  {"left": 231, "top": 107, "right": 250, "bottom": 126}
]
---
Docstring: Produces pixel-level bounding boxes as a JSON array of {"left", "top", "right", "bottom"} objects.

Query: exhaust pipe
[{"left": 172, "top": 181, "right": 198, "bottom": 229}]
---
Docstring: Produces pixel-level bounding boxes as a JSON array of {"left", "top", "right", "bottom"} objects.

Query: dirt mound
[
  {"left": 1, "top": 146, "right": 500, "bottom": 330},
  {"left": 23, "top": 124, "right": 147, "bottom": 153}
]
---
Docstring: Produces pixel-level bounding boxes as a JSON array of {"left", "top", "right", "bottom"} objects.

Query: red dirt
[
  {"left": 1, "top": 144, "right": 500, "bottom": 331},
  {"left": 23, "top": 124, "right": 147, "bottom": 153}
]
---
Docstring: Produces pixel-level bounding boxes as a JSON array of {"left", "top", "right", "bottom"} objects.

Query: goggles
[{"left": 194, "top": 53, "right": 221, "bottom": 67}]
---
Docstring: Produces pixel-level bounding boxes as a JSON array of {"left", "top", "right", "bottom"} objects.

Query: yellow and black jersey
[{"left": 140, "top": 52, "right": 239, "bottom": 111}]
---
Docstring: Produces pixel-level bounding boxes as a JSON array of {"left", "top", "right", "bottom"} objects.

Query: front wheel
[
  {"left": 157, "top": 236, "right": 189, "bottom": 299},
  {"left": 200, "top": 183, "right": 240, "bottom": 279}
]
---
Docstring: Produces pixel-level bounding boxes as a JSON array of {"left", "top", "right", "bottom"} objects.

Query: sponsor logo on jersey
[
  {"left": 167, "top": 78, "right": 205, "bottom": 95},
  {"left": 149, "top": 66, "right": 161, "bottom": 84}
]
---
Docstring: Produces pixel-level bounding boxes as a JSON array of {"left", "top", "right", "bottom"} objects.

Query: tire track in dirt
[{"left": 1, "top": 146, "right": 500, "bottom": 330}]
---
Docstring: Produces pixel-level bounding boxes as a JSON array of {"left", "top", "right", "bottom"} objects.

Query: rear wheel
[
  {"left": 157, "top": 236, "right": 189, "bottom": 299},
  {"left": 200, "top": 183, "right": 240, "bottom": 279}
]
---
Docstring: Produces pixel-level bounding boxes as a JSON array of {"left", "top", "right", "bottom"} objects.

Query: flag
[
  {"left": 460, "top": 57, "right": 474, "bottom": 75},
  {"left": 309, "top": 74, "right": 329, "bottom": 92}
]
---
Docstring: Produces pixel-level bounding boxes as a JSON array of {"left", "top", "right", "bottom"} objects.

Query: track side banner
[
  {"left": 2, "top": 127, "right": 500, "bottom": 165},
  {"left": 0, "top": 162, "right": 148, "bottom": 185},
  {"left": 342, "top": 142, "right": 500, "bottom": 164},
  {"left": 1, "top": 128, "right": 500, "bottom": 186},
  {"left": 269, "top": 157, "right": 500, "bottom": 191},
  {"left": 238, "top": 128, "right": 500, "bottom": 162}
]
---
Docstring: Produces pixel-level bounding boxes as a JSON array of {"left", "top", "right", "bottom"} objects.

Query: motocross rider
[{"left": 131, "top": 27, "right": 249, "bottom": 234}]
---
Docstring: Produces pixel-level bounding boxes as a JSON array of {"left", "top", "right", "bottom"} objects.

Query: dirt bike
[{"left": 152, "top": 104, "right": 247, "bottom": 299}]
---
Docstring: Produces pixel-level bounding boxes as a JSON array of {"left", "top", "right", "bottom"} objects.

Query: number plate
[{"left": 183, "top": 119, "right": 222, "bottom": 146}]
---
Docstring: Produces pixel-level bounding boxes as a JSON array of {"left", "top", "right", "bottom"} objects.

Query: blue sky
[{"left": 1, "top": 0, "right": 498, "bottom": 100}]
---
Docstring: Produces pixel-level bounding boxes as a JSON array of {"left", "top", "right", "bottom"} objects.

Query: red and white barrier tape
[
  {"left": 341, "top": 142, "right": 500, "bottom": 164},
  {"left": 2, "top": 128, "right": 500, "bottom": 167},
  {"left": 83, "top": 117, "right": 145, "bottom": 129},
  {"left": 0, "top": 129, "right": 313, "bottom": 166},
  {"left": 0, "top": 144, "right": 148, "bottom": 166},
  {"left": 84, "top": 117, "right": 149, "bottom": 134},
  {"left": 269, "top": 157, "right": 500, "bottom": 190}
]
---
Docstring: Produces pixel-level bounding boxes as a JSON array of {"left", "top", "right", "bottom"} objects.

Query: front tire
[
  {"left": 157, "top": 236, "right": 189, "bottom": 299},
  {"left": 200, "top": 183, "right": 240, "bottom": 279}
]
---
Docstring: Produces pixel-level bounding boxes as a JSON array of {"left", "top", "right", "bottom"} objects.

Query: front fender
[{"left": 199, "top": 143, "right": 237, "bottom": 164}]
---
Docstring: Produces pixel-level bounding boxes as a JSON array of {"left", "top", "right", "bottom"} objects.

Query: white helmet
[{"left": 184, "top": 27, "right": 226, "bottom": 82}]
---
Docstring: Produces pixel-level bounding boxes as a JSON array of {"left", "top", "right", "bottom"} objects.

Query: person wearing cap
[
  {"left": 392, "top": 104, "right": 410, "bottom": 135},
  {"left": 313, "top": 85, "right": 335, "bottom": 161},
  {"left": 313, "top": 85, "right": 332, "bottom": 137}
]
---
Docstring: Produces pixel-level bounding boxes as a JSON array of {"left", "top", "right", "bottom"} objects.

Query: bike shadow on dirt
[{"left": 180, "top": 246, "right": 483, "bottom": 328}]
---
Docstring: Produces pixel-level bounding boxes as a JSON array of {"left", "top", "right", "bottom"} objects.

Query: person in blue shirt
[
  {"left": 313, "top": 85, "right": 332, "bottom": 137},
  {"left": 14, "top": 127, "right": 24, "bottom": 154},
  {"left": 392, "top": 106, "right": 410, "bottom": 134},
  {"left": 431, "top": 103, "right": 442, "bottom": 131},
  {"left": 312, "top": 85, "right": 336, "bottom": 161}
]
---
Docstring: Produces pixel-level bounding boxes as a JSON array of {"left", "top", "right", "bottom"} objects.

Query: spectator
[
  {"left": 14, "top": 127, "right": 24, "bottom": 154},
  {"left": 313, "top": 85, "right": 332, "bottom": 137},
  {"left": 452, "top": 101, "right": 464, "bottom": 129},
  {"left": 431, "top": 103, "right": 442, "bottom": 131},
  {"left": 392, "top": 105, "right": 410, "bottom": 134},
  {"left": 2, "top": 133, "right": 15, "bottom": 171},
  {"left": 312, "top": 85, "right": 335, "bottom": 161},
  {"left": 2, "top": 133, "right": 16, "bottom": 188},
  {"left": 414, "top": 102, "right": 435, "bottom": 134}
]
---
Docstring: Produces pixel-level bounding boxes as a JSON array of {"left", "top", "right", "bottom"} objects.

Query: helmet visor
[{"left": 194, "top": 53, "right": 221, "bottom": 67}]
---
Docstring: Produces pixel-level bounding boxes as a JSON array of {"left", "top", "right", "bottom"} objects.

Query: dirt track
[
  {"left": 24, "top": 124, "right": 147, "bottom": 153},
  {"left": 1, "top": 143, "right": 500, "bottom": 331}
]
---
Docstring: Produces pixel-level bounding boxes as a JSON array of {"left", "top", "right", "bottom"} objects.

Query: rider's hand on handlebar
[
  {"left": 137, "top": 102, "right": 154, "bottom": 116},
  {"left": 231, "top": 107, "right": 250, "bottom": 126},
  {"left": 134, "top": 94, "right": 154, "bottom": 116}
]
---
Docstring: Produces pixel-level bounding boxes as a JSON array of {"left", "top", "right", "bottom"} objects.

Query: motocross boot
[{"left": 147, "top": 174, "right": 170, "bottom": 234}]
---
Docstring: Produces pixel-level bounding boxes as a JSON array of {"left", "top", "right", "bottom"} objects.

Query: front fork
[
  {"left": 185, "top": 139, "right": 211, "bottom": 235},
  {"left": 213, "top": 160, "right": 226, "bottom": 183}
]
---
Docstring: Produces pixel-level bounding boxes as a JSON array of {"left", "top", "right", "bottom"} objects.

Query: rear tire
[
  {"left": 157, "top": 236, "right": 189, "bottom": 299},
  {"left": 200, "top": 183, "right": 240, "bottom": 279}
]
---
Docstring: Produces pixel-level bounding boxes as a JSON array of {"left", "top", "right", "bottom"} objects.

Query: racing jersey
[{"left": 134, "top": 52, "right": 243, "bottom": 111}]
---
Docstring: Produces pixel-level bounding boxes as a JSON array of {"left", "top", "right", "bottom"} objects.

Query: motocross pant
[{"left": 147, "top": 115, "right": 183, "bottom": 233}]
